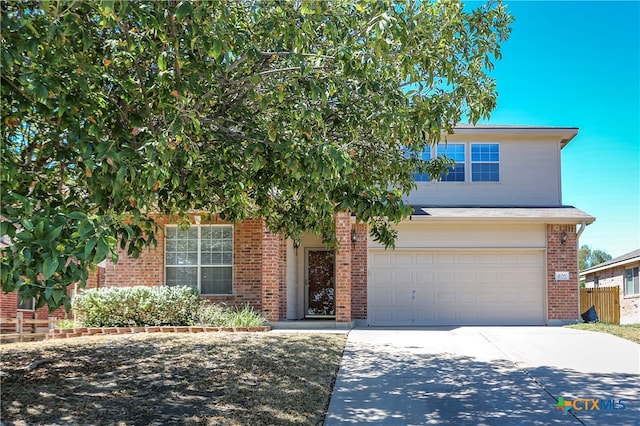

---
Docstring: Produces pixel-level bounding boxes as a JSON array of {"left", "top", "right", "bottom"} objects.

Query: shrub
[
  {"left": 73, "top": 286, "right": 200, "bottom": 327},
  {"left": 225, "top": 304, "right": 268, "bottom": 327},
  {"left": 196, "top": 302, "right": 228, "bottom": 326},
  {"left": 196, "top": 302, "right": 267, "bottom": 327}
]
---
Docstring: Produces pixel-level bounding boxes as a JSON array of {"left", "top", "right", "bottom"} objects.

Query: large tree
[
  {"left": 1, "top": 0, "right": 512, "bottom": 311},
  {"left": 579, "top": 245, "right": 613, "bottom": 271}
]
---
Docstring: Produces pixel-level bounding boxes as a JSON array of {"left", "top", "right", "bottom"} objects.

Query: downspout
[{"left": 576, "top": 220, "right": 587, "bottom": 239}]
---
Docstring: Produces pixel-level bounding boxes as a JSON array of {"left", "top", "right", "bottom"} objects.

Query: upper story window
[
  {"left": 625, "top": 266, "right": 639, "bottom": 296},
  {"left": 414, "top": 142, "right": 500, "bottom": 183},
  {"left": 437, "top": 143, "right": 466, "bottom": 182},
  {"left": 165, "top": 225, "right": 233, "bottom": 295},
  {"left": 471, "top": 143, "right": 500, "bottom": 182},
  {"left": 414, "top": 149, "right": 432, "bottom": 182}
]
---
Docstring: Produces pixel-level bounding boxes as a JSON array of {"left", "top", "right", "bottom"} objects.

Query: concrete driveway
[{"left": 324, "top": 327, "right": 639, "bottom": 425}]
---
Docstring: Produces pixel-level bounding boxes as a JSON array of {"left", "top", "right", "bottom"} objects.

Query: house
[
  {"left": 580, "top": 249, "right": 640, "bottom": 325},
  {"left": 0, "top": 125, "right": 595, "bottom": 327},
  {"left": 79, "top": 124, "right": 595, "bottom": 327}
]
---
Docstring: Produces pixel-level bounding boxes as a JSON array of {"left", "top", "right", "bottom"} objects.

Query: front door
[{"left": 306, "top": 249, "right": 335, "bottom": 318}]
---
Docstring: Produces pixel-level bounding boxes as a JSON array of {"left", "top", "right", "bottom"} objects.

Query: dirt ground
[{"left": 0, "top": 332, "right": 346, "bottom": 425}]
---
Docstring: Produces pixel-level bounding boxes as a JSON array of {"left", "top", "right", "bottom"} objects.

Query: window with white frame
[
  {"left": 165, "top": 225, "right": 233, "bottom": 295},
  {"left": 414, "top": 142, "right": 500, "bottom": 183},
  {"left": 437, "top": 143, "right": 465, "bottom": 182},
  {"left": 625, "top": 266, "right": 639, "bottom": 296},
  {"left": 471, "top": 143, "right": 500, "bottom": 182},
  {"left": 17, "top": 297, "right": 35, "bottom": 311},
  {"left": 414, "top": 149, "right": 432, "bottom": 182}
]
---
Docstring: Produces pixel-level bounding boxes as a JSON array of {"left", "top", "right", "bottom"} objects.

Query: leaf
[
  {"left": 68, "top": 211, "right": 88, "bottom": 220},
  {"left": 95, "top": 238, "right": 110, "bottom": 262},
  {"left": 176, "top": 1, "right": 194, "bottom": 20},
  {"left": 43, "top": 256, "right": 59, "bottom": 280},
  {"left": 85, "top": 237, "right": 98, "bottom": 260},
  {"left": 157, "top": 53, "right": 166, "bottom": 71},
  {"left": 210, "top": 40, "right": 222, "bottom": 59}
]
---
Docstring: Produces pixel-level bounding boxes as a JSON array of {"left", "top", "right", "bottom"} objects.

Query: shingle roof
[
  {"left": 449, "top": 124, "right": 579, "bottom": 147},
  {"left": 580, "top": 249, "right": 640, "bottom": 275},
  {"left": 408, "top": 205, "right": 595, "bottom": 224}
]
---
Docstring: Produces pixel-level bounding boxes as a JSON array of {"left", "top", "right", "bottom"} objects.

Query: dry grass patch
[
  {"left": 566, "top": 323, "right": 640, "bottom": 344},
  {"left": 1, "top": 332, "right": 346, "bottom": 425}
]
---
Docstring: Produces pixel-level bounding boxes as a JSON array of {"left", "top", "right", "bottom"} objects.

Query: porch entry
[{"left": 305, "top": 249, "right": 336, "bottom": 318}]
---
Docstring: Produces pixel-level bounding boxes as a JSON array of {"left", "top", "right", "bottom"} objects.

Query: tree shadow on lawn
[
  {"left": 325, "top": 342, "right": 639, "bottom": 426},
  {"left": 0, "top": 333, "right": 346, "bottom": 425}
]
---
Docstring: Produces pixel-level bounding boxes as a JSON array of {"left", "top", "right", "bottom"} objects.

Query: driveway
[{"left": 324, "top": 327, "right": 639, "bottom": 425}]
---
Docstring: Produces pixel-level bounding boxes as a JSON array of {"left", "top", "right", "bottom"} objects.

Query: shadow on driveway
[{"left": 325, "top": 329, "right": 639, "bottom": 425}]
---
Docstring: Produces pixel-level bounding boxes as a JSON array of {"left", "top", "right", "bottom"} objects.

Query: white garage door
[{"left": 369, "top": 250, "right": 545, "bottom": 325}]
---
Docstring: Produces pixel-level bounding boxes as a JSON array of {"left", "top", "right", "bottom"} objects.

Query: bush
[
  {"left": 73, "top": 286, "right": 200, "bottom": 327},
  {"left": 196, "top": 302, "right": 267, "bottom": 327}
]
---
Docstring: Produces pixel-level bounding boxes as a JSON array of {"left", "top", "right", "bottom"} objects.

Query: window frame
[
  {"left": 470, "top": 143, "right": 501, "bottom": 183},
  {"left": 624, "top": 266, "right": 639, "bottom": 296},
  {"left": 437, "top": 143, "right": 466, "bottom": 182},
  {"left": 414, "top": 142, "right": 501, "bottom": 184},
  {"left": 164, "top": 224, "right": 234, "bottom": 296},
  {"left": 17, "top": 297, "right": 35, "bottom": 311}
]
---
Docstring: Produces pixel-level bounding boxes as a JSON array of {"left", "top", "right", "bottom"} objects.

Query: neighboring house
[
  {"left": 1, "top": 125, "right": 596, "bottom": 327},
  {"left": 580, "top": 249, "right": 640, "bottom": 325}
]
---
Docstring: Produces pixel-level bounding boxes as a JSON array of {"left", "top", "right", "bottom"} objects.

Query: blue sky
[{"left": 472, "top": 0, "right": 640, "bottom": 258}]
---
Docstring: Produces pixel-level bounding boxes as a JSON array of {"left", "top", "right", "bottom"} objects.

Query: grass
[
  {"left": 566, "top": 323, "right": 640, "bottom": 344},
  {"left": 0, "top": 332, "right": 347, "bottom": 425}
]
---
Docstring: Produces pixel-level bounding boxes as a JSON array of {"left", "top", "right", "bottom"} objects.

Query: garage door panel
[
  {"left": 416, "top": 254, "right": 434, "bottom": 264},
  {"left": 369, "top": 249, "right": 545, "bottom": 325}
]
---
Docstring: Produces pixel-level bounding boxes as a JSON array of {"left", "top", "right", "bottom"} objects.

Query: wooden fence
[
  {"left": 0, "top": 312, "right": 58, "bottom": 343},
  {"left": 580, "top": 287, "right": 620, "bottom": 325}
]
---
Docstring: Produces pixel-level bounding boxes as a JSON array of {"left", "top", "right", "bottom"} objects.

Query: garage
[{"left": 368, "top": 249, "right": 546, "bottom": 325}]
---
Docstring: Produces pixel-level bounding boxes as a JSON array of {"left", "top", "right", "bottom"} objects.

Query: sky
[{"left": 470, "top": 0, "right": 640, "bottom": 258}]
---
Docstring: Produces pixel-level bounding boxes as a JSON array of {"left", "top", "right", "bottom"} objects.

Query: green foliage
[
  {"left": 579, "top": 245, "right": 613, "bottom": 271},
  {"left": 72, "top": 286, "right": 200, "bottom": 327},
  {"left": 1, "top": 0, "right": 512, "bottom": 311},
  {"left": 56, "top": 319, "right": 82, "bottom": 329},
  {"left": 196, "top": 302, "right": 267, "bottom": 328}
]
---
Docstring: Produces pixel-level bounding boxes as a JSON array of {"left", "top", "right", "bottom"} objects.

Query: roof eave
[
  {"left": 579, "top": 257, "right": 640, "bottom": 276},
  {"left": 448, "top": 125, "right": 579, "bottom": 148}
]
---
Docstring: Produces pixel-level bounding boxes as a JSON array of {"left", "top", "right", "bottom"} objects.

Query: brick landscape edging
[{"left": 47, "top": 325, "right": 271, "bottom": 340}]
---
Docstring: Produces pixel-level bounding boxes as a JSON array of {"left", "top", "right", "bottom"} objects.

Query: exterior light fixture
[
  {"left": 351, "top": 228, "right": 358, "bottom": 243},
  {"left": 561, "top": 230, "right": 568, "bottom": 245}
]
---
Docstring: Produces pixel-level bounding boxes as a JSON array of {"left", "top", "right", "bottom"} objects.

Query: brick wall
[
  {"left": 584, "top": 262, "right": 640, "bottom": 324},
  {"left": 1, "top": 292, "right": 68, "bottom": 328},
  {"left": 99, "top": 216, "right": 266, "bottom": 312},
  {"left": 351, "top": 222, "right": 368, "bottom": 320},
  {"left": 261, "top": 224, "right": 284, "bottom": 321},
  {"left": 546, "top": 224, "right": 579, "bottom": 323},
  {"left": 334, "top": 212, "right": 352, "bottom": 323}
]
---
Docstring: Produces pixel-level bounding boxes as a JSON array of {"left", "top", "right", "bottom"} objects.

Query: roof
[
  {"left": 450, "top": 124, "right": 579, "bottom": 148},
  {"left": 580, "top": 249, "right": 640, "bottom": 276},
  {"left": 408, "top": 205, "right": 595, "bottom": 224}
]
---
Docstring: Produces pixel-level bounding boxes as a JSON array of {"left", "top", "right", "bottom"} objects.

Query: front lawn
[
  {"left": 566, "top": 323, "right": 640, "bottom": 344},
  {"left": 0, "top": 332, "right": 346, "bottom": 425}
]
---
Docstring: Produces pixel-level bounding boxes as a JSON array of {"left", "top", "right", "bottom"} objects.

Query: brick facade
[
  {"left": 0, "top": 292, "right": 67, "bottom": 324},
  {"left": 583, "top": 261, "right": 640, "bottom": 325},
  {"left": 546, "top": 224, "right": 579, "bottom": 323},
  {"left": 334, "top": 212, "right": 352, "bottom": 323},
  {"left": 1, "top": 216, "right": 591, "bottom": 327},
  {"left": 96, "top": 216, "right": 266, "bottom": 311},
  {"left": 350, "top": 222, "right": 368, "bottom": 320},
  {"left": 260, "top": 224, "right": 285, "bottom": 322}
]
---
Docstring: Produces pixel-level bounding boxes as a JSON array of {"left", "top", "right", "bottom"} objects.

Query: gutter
[{"left": 576, "top": 220, "right": 587, "bottom": 239}]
